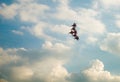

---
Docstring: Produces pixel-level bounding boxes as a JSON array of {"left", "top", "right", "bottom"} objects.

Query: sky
[{"left": 0, "top": 0, "right": 120, "bottom": 82}]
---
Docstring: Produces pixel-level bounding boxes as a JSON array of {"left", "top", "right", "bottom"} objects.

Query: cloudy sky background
[{"left": 1, "top": 0, "right": 120, "bottom": 82}]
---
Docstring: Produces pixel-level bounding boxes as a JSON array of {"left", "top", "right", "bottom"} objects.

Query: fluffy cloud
[
  {"left": 19, "top": 2, "right": 49, "bottom": 23},
  {"left": 0, "top": 48, "right": 24, "bottom": 66},
  {"left": 32, "top": 58, "right": 69, "bottom": 82},
  {"left": 53, "top": 0, "right": 106, "bottom": 44},
  {"left": 100, "top": 33, "right": 120, "bottom": 55},
  {"left": 11, "top": 66, "right": 33, "bottom": 80},
  {"left": 22, "top": 22, "right": 57, "bottom": 41},
  {"left": 83, "top": 59, "right": 112, "bottom": 81},
  {"left": 0, "top": 0, "right": 49, "bottom": 23},
  {"left": 1, "top": 48, "right": 120, "bottom": 82},
  {"left": 10, "top": 58, "right": 69, "bottom": 82},
  {"left": 0, "top": 47, "right": 70, "bottom": 82},
  {"left": 0, "top": 0, "right": 106, "bottom": 42},
  {"left": 28, "top": 22, "right": 47, "bottom": 37},
  {"left": 52, "top": 24, "right": 70, "bottom": 34},
  {"left": 100, "top": 0, "right": 120, "bottom": 8},
  {"left": 42, "top": 41, "right": 70, "bottom": 52},
  {"left": 68, "top": 59, "right": 120, "bottom": 82},
  {"left": 54, "top": 0, "right": 77, "bottom": 21},
  {"left": 0, "top": 3, "right": 19, "bottom": 19},
  {"left": 77, "top": 8, "right": 106, "bottom": 35},
  {"left": 55, "top": 0, "right": 105, "bottom": 34},
  {"left": 116, "top": 20, "right": 120, "bottom": 28},
  {"left": 23, "top": 22, "right": 71, "bottom": 41}
]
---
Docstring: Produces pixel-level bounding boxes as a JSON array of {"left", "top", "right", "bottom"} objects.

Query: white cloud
[
  {"left": 23, "top": 22, "right": 71, "bottom": 41},
  {"left": 32, "top": 58, "right": 69, "bottom": 82},
  {"left": 19, "top": 3, "right": 49, "bottom": 23},
  {"left": 42, "top": 41, "right": 70, "bottom": 53},
  {"left": 100, "top": 33, "right": 120, "bottom": 55},
  {"left": 1, "top": 48, "right": 120, "bottom": 82},
  {"left": 115, "top": 15, "right": 120, "bottom": 19},
  {"left": 0, "top": 47, "right": 70, "bottom": 82},
  {"left": 116, "top": 20, "right": 120, "bottom": 28},
  {"left": 0, "top": 0, "right": 106, "bottom": 42},
  {"left": 54, "top": 0, "right": 77, "bottom": 21},
  {"left": 76, "top": 8, "right": 106, "bottom": 35},
  {"left": 53, "top": 0, "right": 69, "bottom": 6},
  {"left": 0, "top": 0, "right": 50, "bottom": 23},
  {"left": 93, "top": 0, "right": 120, "bottom": 9},
  {"left": 0, "top": 48, "right": 22, "bottom": 66},
  {"left": 83, "top": 59, "right": 112, "bottom": 81},
  {"left": 11, "top": 66, "right": 33, "bottom": 80},
  {"left": 0, "top": 3, "right": 19, "bottom": 19},
  {"left": 12, "top": 30, "right": 24, "bottom": 35},
  {"left": 52, "top": 24, "right": 70, "bottom": 34},
  {"left": 29, "top": 22, "right": 46, "bottom": 37},
  {"left": 68, "top": 59, "right": 120, "bottom": 82},
  {"left": 53, "top": 0, "right": 106, "bottom": 35},
  {"left": 50, "top": 64, "right": 69, "bottom": 82},
  {"left": 0, "top": 47, "right": 27, "bottom": 67},
  {"left": 53, "top": 0, "right": 106, "bottom": 40},
  {"left": 1, "top": 0, "right": 120, "bottom": 82},
  {"left": 86, "top": 36, "right": 98, "bottom": 44},
  {"left": 10, "top": 57, "right": 69, "bottom": 82},
  {"left": 0, "top": 46, "right": 71, "bottom": 82},
  {"left": 101, "top": 0, "right": 120, "bottom": 8},
  {"left": 25, "top": 22, "right": 56, "bottom": 41}
]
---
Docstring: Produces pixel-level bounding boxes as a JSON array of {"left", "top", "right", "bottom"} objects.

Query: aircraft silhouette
[{"left": 69, "top": 23, "right": 79, "bottom": 40}]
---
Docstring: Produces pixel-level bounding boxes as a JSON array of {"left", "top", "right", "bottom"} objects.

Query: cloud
[
  {"left": 0, "top": 0, "right": 106, "bottom": 43},
  {"left": 68, "top": 59, "right": 120, "bottom": 82},
  {"left": 1, "top": 0, "right": 120, "bottom": 82},
  {"left": 83, "top": 59, "right": 111, "bottom": 81},
  {"left": 86, "top": 36, "right": 98, "bottom": 44},
  {"left": 53, "top": 0, "right": 106, "bottom": 43},
  {"left": 0, "top": 47, "right": 23, "bottom": 66},
  {"left": 19, "top": 2, "right": 49, "bottom": 23},
  {"left": 0, "top": 47, "right": 71, "bottom": 82},
  {"left": 53, "top": 0, "right": 77, "bottom": 21},
  {"left": 51, "top": 24, "right": 70, "bottom": 34},
  {"left": 53, "top": 0, "right": 106, "bottom": 35},
  {"left": 42, "top": 41, "right": 70, "bottom": 53},
  {"left": 32, "top": 58, "right": 69, "bottom": 82},
  {"left": 12, "top": 30, "right": 24, "bottom": 35},
  {"left": 22, "top": 22, "right": 57, "bottom": 41},
  {"left": 116, "top": 20, "right": 120, "bottom": 28},
  {"left": 22, "top": 23, "right": 71, "bottom": 41},
  {"left": 93, "top": 0, "right": 120, "bottom": 9},
  {"left": 55, "top": 1, "right": 101, "bottom": 36},
  {"left": 115, "top": 15, "right": 120, "bottom": 28},
  {"left": 1, "top": 48, "right": 120, "bottom": 82},
  {"left": 0, "top": 0, "right": 50, "bottom": 23},
  {"left": 9, "top": 57, "right": 69, "bottom": 82},
  {"left": 11, "top": 66, "right": 33, "bottom": 80},
  {"left": 100, "top": 33, "right": 120, "bottom": 55},
  {"left": 0, "top": 3, "right": 19, "bottom": 19},
  {"left": 76, "top": 8, "right": 106, "bottom": 35}
]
